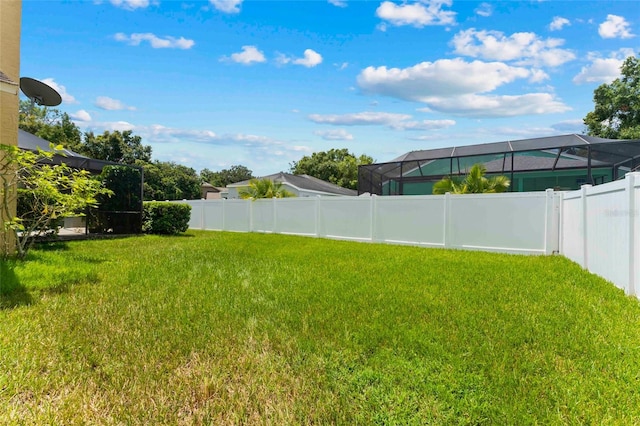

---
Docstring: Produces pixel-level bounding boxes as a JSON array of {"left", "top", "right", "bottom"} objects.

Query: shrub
[{"left": 142, "top": 202, "right": 191, "bottom": 235}]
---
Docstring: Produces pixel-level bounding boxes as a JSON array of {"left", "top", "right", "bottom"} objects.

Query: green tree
[
  {"left": 143, "top": 161, "right": 201, "bottom": 201},
  {"left": 200, "top": 165, "right": 253, "bottom": 187},
  {"left": 239, "top": 179, "right": 294, "bottom": 199},
  {"left": 80, "top": 130, "right": 152, "bottom": 164},
  {"left": 290, "top": 148, "right": 374, "bottom": 190},
  {"left": 432, "top": 164, "right": 510, "bottom": 194},
  {"left": 584, "top": 56, "right": 640, "bottom": 139},
  {"left": 18, "top": 101, "right": 83, "bottom": 149},
  {"left": 0, "top": 144, "right": 111, "bottom": 259}
]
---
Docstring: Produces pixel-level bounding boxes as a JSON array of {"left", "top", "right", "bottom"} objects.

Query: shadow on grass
[
  {"left": 0, "top": 260, "right": 33, "bottom": 309},
  {"left": 32, "top": 241, "right": 70, "bottom": 252}
]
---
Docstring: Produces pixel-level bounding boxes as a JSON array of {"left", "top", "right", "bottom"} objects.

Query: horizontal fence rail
[{"left": 180, "top": 189, "right": 561, "bottom": 256}]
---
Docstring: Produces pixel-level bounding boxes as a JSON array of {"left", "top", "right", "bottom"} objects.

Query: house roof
[
  {"left": 18, "top": 128, "right": 89, "bottom": 158},
  {"left": 229, "top": 172, "right": 357, "bottom": 196},
  {"left": 202, "top": 182, "right": 225, "bottom": 192},
  {"left": 17, "top": 129, "right": 137, "bottom": 173}
]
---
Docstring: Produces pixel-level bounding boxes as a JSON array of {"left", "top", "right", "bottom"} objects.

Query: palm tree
[
  {"left": 239, "top": 178, "right": 295, "bottom": 199},
  {"left": 432, "top": 164, "right": 510, "bottom": 194}
]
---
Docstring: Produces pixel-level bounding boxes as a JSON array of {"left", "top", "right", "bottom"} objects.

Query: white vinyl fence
[
  {"left": 180, "top": 173, "right": 640, "bottom": 297},
  {"left": 183, "top": 189, "right": 561, "bottom": 255},
  {"left": 559, "top": 172, "right": 639, "bottom": 297}
]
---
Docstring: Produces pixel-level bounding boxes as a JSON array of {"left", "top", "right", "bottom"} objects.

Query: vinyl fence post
[
  {"left": 626, "top": 173, "right": 636, "bottom": 296},
  {"left": 544, "top": 188, "right": 555, "bottom": 255},
  {"left": 557, "top": 191, "right": 565, "bottom": 255},
  {"left": 581, "top": 184, "right": 592, "bottom": 270}
]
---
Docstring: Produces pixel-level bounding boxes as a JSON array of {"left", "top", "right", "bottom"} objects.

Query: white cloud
[
  {"left": 114, "top": 32, "right": 195, "bottom": 49},
  {"left": 328, "top": 0, "right": 347, "bottom": 7},
  {"left": 357, "top": 59, "right": 569, "bottom": 118},
  {"left": 335, "top": 62, "right": 349, "bottom": 70},
  {"left": 599, "top": 14, "right": 634, "bottom": 39},
  {"left": 549, "top": 16, "right": 570, "bottom": 31},
  {"left": 314, "top": 129, "right": 354, "bottom": 141},
  {"left": 308, "top": 111, "right": 455, "bottom": 130},
  {"left": 278, "top": 49, "right": 323, "bottom": 68},
  {"left": 293, "top": 49, "right": 323, "bottom": 67},
  {"left": 209, "top": 0, "right": 242, "bottom": 13},
  {"left": 529, "top": 69, "right": 550, "bottom": 83},
  {"left": 572, "top": 50, "right": 634, "bottom": 84},
  {"left": 224, "top": 45, "right": 266, "bottom": 65},
  {"left": 451, "top": 28, "right": 575, "bottom": 67},
  {"left": 148, "top": 124, "right": 217, "bottom": 143},
  {"left": 102, "top": 121, "right": 136, "bottom": 132},
  {"left": 109, "top": 0, "right": 150, "bottom": 10},
  {"left": 309, "top": 111, "right": 412, "bottom": 126},
  {"left": 475, "top": 3, "right": 492, "bottom": 17},
  {"left": 41, "top": 78, "right": 76, "bottom": 104},
  {"left": 70, "top": 109, "right": 92, "bottom": 122},
  {"left": 358, "top": 59, "right": 533, "bottom": 100},
  {"left": 376, "top": 0, "right": 456, "bottom": 28},
  {"left": 418, "top": 93, "right": 570, "bottom": 118},
  {"left": 95, "top": 96, "right": 136, "bottom": 111},
  {"left": 391, "top": 119, "right": 456, "bottom": 130},
  {"left": 551, "top": 120, "right": 584, "bottom": 133}
]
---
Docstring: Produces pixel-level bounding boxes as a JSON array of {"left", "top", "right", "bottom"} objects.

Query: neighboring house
[
  {"left": 201, "top": 182, "right": 227, "bottom": 199},
  {"left": 359, "top": 134, "right": 640, "bottom": 195},
  {"left": 226, "top": 172, "right": 357, "bottom": 199}
]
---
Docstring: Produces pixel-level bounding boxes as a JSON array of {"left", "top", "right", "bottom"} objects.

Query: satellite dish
[{"left": 20, "top": 77, "right": 62, "bottom": 107}]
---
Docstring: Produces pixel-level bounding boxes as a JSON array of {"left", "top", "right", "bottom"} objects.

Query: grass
[{"left": 1, "top": 231, "right": 640, "bottom": 424}]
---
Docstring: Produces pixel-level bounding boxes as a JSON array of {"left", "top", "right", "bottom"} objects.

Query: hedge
[{"left": 142, "top": 202, "right": 191, "bottom": 235}]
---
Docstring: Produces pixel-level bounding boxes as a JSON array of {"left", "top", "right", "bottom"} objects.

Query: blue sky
[{"left": 20, "top": 0, "right": 639, "bottom": 176}]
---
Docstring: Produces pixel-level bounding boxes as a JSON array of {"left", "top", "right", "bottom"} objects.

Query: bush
[
  {"left": 142, "top": 202, "right": 191, "bottom": 235},
  {"left": 16, "top": 189, "right": 63, "bottom": 233}
]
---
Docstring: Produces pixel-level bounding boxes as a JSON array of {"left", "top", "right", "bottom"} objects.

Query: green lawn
[{"left": 1, "top": 231, "right": 640, "bottom": 424}]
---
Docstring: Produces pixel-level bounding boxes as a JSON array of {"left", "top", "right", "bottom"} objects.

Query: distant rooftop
[{"left": 230, "top": 172, "right": 357, "bottom": 196}]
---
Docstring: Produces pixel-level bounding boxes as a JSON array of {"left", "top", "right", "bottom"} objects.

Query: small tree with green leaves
[
  {"left": 239, "top": 179, "right": 295, "bottom": 199},
  {"left": 0, "top": 144, "right": 112, "bottom": 259},
  {"left": 433, "top": 164, "right": 510, "bottom": 194}
]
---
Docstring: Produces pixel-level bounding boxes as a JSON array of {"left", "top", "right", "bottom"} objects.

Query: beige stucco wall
[{"left": 0, "top": 0, "right": 22, "bottom": 255}]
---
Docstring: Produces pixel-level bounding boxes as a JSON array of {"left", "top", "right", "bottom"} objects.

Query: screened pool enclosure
[{"left": 358, "top": 134, "right": 640, "bottom": 195}]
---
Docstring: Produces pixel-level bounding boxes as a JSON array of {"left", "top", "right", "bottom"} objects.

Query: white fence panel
[
  {"left": 274, "top": 198, "right": 317, "bottom": 236},
  {"left": 559, "top": 192, "right": 583, "bottom": 265},
  {"left": 448, "top": 192, "right": 552, "bottom": 254},
  {"left": 222, "top": 199, "right": 251, "bottom": 232},
  {"left": 559, "top": 173, "right": 640, "bottom": 297},
  {"left": 203, "top": 200, "right": 225, "bottom": 230},
  {"left": 319, "top": 197, "right": 372, "bottom": 241},
  {"left": 585, "top": 181, "right": 630, "bottom": 291},
  {"left": 252, "top": 199, "right": 275, "bottom": 233},
  {"left": 375, "top": 196, "right": 445, "bottom": 246},
  {"left": 187, "top": 200, "right": 204, "bottom": 230}
]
